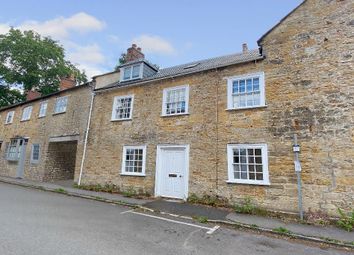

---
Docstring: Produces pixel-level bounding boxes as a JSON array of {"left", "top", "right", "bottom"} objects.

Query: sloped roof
[
  {"left": 96, "top": 49, "right": 263, "bottom": 91},
  {"left": 0, "top": 83, "right": 91, "bottom": 112}
]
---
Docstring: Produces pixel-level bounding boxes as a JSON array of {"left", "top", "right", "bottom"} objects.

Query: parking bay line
[{"left": 128, "top": 211, "right": 220, "bottom": 234}]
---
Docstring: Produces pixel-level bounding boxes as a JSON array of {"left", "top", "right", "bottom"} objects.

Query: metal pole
[{"left": 293, "top": 134, "right": 303, "bottom": 220}]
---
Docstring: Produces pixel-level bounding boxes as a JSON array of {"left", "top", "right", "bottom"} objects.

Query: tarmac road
[{"left": 0, "top": 182, "right": 349, "bottom": 255}]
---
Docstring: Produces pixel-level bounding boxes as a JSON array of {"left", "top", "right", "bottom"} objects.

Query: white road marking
[
  {"left": 120, "top": 209, "right": 134, "bottom": 214},
  {"left": 128, "top": 211, "right": 219, "bottom": 234},
  {"left": 206, "top": 225, "right": 220, "bottom": 234}
]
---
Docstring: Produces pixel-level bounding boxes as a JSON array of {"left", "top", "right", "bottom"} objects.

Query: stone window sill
[{"left": 226, "top": 105, "right": 268, "bottom": 111}]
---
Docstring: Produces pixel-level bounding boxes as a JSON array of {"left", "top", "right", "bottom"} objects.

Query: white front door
[{"left": 156, "top": 145, "right": 189, "bottom": 199}]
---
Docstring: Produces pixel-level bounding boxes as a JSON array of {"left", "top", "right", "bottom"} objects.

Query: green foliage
[
  {"left": 54, "top": 188, "right": 67, "bottom": 194},
  {"left": 187, "top": 193, "right": 229, "bottom": 207},
  {"left": 0, "top": 85, "right": 25, "bottom": 107},
  {"left": 74, "top": 183, "right": 120, "bottom": 193},
  {"left": 272, "top": 227, "right": 291, "bottom": 234},
  {"left": 233, "top": 197, "right": 268, "bottom": 216},
  {"left": 0, "top": 28, "right": 87, "bottom": 106},
  {"left": 122, "top": 187, "right": 137, "bottom": 198},
  {"left": 114, "top": 53, "right": 127, "bottom": 70},
  {"left": 194, "top": 216, "right": 208, "bottom": 223},
  {"left": 336, "top": 208, "right": 354, "bottom": 232}
]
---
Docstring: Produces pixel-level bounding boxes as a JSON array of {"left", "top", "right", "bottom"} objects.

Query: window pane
[
  {"left": 239, "top": 80, "right": 245, "bottom": 93},
  {"left": 232, "top": 80, "right": 238, "bottom": 94},
  {"left": 253, "top": 92, "right": 261, "bottom": 106},
  {"left": 253, "top": 78, "right": 260, "bottom": 91},
  {"left": 256, "top": 173, "right": 263, "bottom": 180},
  {"left": 123, "top": 67, "right": 131, "bottom": 80},
  {"left": 165, "top": 87, "right": 186, "bottom": 115},
  {"left": 39, "top": 102, "right": 47, "bottom": 117},
  {"left": 132, "top": 65, "right": 140, "bottom": 78},
  {"left": 124, "top": 147, "right": 144, "bottom": 174},
  {"left": 114, "top": 96, "right": 132, "bottom": 120},
  {"left": 246, "top": 79, "right": 253, "bottom": 92},
  {"left": 229, "top": 145, "right": 266, "bottom": 183}
]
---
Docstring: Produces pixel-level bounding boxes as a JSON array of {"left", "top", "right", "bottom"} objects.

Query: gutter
[{"left": 78, "top": 89, "right": 95, "bottom": 185}]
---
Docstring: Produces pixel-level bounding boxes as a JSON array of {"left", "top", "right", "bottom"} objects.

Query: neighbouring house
[
  {"left": 0, "top": 0, "right": 352, "bottom": 217},
  {"left": 80, "top": 0, "right": 353, "bottom": 216},
  {"left": 0, "top": 78, "right": 92, "bottom": 182}
]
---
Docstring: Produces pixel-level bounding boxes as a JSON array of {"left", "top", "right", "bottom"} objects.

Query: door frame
[
  {"left": 16, "top": 138, "right": 29, "bottom": 178},
  {"left": 154, "top": 144, "right": 190, "bottom": 200}
]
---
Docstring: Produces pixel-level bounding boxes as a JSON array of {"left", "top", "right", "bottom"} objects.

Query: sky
[{"left": 0, "top": 0, "right": 302, "bottom": 79}]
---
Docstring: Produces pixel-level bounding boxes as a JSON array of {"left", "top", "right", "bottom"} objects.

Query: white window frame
[
  {"left": 227, "top": 144, "right": 269, "bottom": 185},
  {"left": 111, "top": 95, "right": 134, "bottom": 121},
  {"left": 121, "top": 145, "right": 147, "bottom": 176},
  {"left": 21, "top": 106, "right": 33, "bottom": 121},
  {"left": 120, "top": 63, "right": 143, "bottom": 82},
  {"left": 54, "top": 96, "right": 68, "bottom": 114},
  {"left": 30, "top": 144, "right": 40, "bottom": 164},
  {"left": 6, "top": 138, "right": 22, "bottom": 161},
  {"left": 227, "top": 72, "right": 265, "bottom": 110},
  {"left": 5, "top": 111, "right": 14, "bottom": 124},
  {"left": 38, "top": 101, "right": 48, "bottom": 118},
  {"left": 162, "top": 85, "right": 189, "bottom": 116}
]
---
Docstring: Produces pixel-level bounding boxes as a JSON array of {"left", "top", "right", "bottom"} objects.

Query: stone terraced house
[
  {"left": 0, "top": 79, "right": 92, "bottom": 182},
  {"left": 0, "top": 0, "right": 353, "bottom": 216}
]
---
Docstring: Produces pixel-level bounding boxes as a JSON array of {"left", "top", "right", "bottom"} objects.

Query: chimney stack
[
  {"left": 242, "top": 43, "right": 248, "bottom": 53},
  {"left": 126, "top": 44, "right": 145, "bottom": 62},
  {"left": 26, "top": 90, "right": 41, "bottom": 101},
  {"left": 59, "top": 75, "right": 76, "bottom": 91}
]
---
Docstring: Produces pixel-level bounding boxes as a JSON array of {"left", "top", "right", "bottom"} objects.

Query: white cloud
[
  {"left": 0, "top": 13, "right": 107, "bottom": 80},
  {"left": 0, "top": 23, "right": 10, "bottom": 34},
  {"left": 68, "top": 43, "right": 105, "bottom": 65},
  {"left": 18, "top": 12, "right": 105, "bottom": 40},
  {"left": 77, "top": 63, "right": 108, "bottom": 79},
  {"left": 132, "top": 34, "right": 176, "bottom": 55}
]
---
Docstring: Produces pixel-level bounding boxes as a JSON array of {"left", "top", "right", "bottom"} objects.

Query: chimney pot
[
  {"left": 59, "top": 76, "right": 76, "bottom": 91},
  {"left": 125, "top": 44, "right": 145, "bottom": 62},
  {"left": 26, "top": 90, "right": 41, "bottom": 101},
  {"left": 242, "top": 43, "right": 248, "bottom": 53}
]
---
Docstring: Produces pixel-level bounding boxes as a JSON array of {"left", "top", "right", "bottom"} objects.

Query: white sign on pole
[{"left": 294, "top": 160, "right": 302, "bottom": 172}]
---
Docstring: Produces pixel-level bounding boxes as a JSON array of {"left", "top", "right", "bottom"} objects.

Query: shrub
[
  {"left": 233, "top": 197, "right": 268, "bottom": 216},
  {"left": 194, "top": 216, "right": 208, "bottom": 223},
  {"left": 187, "top": 193, "right": 229, "bottom": 207},
  {"left": 122, "top": 187, "right": 137, "bottom": 198},
  {"left": 336, "top": 208, "right": 354, "bottom": 232},
  {"left": 273, "top": 227, "right": 291, "bottom": 234}
]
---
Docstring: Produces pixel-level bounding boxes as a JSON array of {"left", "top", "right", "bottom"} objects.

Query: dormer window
[{"left": 121, "top": 64, "right": 142, "bottom": 81}]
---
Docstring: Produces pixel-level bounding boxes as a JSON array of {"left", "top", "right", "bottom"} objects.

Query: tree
[
  {"left": 114, "top": 53, "right": 127, "bottom": 70},
  {"left": 0, "top": 83, "right": 25, "bottom": 108},
  {"left": 0, "top": 28, "right": 87, "bottom": 106}
]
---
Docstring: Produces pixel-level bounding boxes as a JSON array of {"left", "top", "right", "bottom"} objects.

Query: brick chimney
[
  {"left": 26, "top": 90, "right": 41, "bottom": 101},
  {"left": 242, "top": 43, "right": 248, "bottom": 53},
  {"left": 126, "top": 44, "right": 144, "bottom": 62},
  {"left": 60, "top": 75, "right": 76, "bottom": 91}
]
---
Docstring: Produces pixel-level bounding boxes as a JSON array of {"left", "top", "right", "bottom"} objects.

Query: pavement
[
  {"left": 0, "top": 175, "right": 353, "bottom": 249},
  {"left": 0, "top": 182, "right": 349, "bottom": 255}
]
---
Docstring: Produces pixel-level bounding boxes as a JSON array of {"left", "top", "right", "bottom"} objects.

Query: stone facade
[
  {"left": 0, "top": 84, "right": 92, "bottom": 182},
  {"left": 0, "top": 0, "right": 352, "bottom": 216},
  {"left": 80, "top": 0, "right": 353, "bottom": 216}
]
